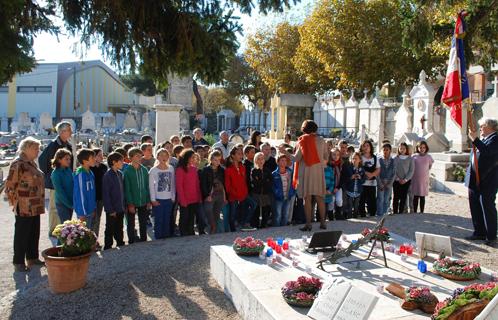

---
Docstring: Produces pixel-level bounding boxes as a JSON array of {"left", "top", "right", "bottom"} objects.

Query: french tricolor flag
[{"left": 442, "top": 12, "right": 469, "bottom": 128}]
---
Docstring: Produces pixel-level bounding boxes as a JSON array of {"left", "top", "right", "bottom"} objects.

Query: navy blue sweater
[{"left": 102, "top": 168, "right": 126, "bottom": 213}]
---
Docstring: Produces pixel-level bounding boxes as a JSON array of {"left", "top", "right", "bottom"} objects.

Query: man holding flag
[{"left": 443, "top": 12, "right": 498, "bottom": 247}]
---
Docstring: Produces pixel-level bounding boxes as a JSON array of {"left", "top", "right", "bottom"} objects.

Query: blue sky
[{"left": 33, "top": 0, "right": 315, "bottom": 68}]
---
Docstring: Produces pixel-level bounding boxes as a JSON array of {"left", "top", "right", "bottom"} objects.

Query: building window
[
  {"left": 17, "top": 86, "right": 52, "bottom": 93},
  {"left": 0, "top": 86, "right": 8, "bottom": 93},
  {"left": 35, "top": 86, "right": 52, "bottom": 92}
]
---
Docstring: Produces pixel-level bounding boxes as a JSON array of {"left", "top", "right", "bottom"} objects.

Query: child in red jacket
[
  {"left": 224, "top": 146, "right": 254, "bottom": 231},
  {"left": 175, "top": 149, "right": 202, "bottom": 236}
]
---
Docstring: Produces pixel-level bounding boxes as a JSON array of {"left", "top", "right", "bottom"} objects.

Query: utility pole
[{"left": 73, "top": 65, "right": 76, "bottom": 119}]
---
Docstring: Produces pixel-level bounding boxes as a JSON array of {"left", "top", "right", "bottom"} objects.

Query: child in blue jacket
[
  {"left": 340, "top": 152, "right": 365, "bottom": 219},
  {"left": 50, "top": 148, "right": 74, "bottom": 223},
  {"left": 272, "top": 154, "right": 296, "bottom": 227},
  {"left": 73, "top": 149, "right": 97, "bottom": 229},
  {"left": 324, "top": 152, "right": 336, "bottom": 221}
]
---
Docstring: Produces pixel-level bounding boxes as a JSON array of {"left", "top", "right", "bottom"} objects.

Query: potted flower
[
  {"left": 452, "top": 165, "right": 466, "bottom": 182},
  {"left": 232, "top": 236, "right": 265, "bottom": 256},
  {"left": 42, "top": 219, "right": 97, "bottom": 293},
  {"left": 281, "top": 276, "right": 322, "bottom": 308},
  {"left": 403, "top": 286, "right": 439, "bottom": 314},
  {"left": 433, "top": 258, "right": 481, "bottom": 281},
  {"left": 432, "top": 282, "right": 497, "bottom": 320},
  {"left": 361, "top": 227, "right": 390, "bottom": 242}
]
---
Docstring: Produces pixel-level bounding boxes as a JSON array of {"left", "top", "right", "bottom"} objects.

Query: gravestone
[
  {"left": 115, "top": 113, "right": 125, "bottom": 130},
  {"left": 10, "top": 121, "right": 18, "bottom": 133},
  {"left": 308, "top": 282, "right": 352, "bottom": 320},
  {"left": 179, "top": 108, "right": 190, "bottom": 131},
  {"left": 142, "top": 111, "right": 151, "bottom": 131},
  {"left": 394, "top": 92, "right": 414, "bottom": 144},
  {"left": 101, "top": 113, "right": 116, "bottom": 129},
  {"left": 319, "top": 99, "right": 328, "bottom": 135},
  {"left": 358, "top": 90, "right": 370, "bottom": 134},
  {"left": 81, "top": 109, "right": 96, "bottom": 131},
  {"left": 18, "top": 112, "right": 31, "bottom": 131},
  {"left": 334, "top": 286, "right": 379, "bottom": 320},
  {"left": 410, "top": 70, "right": 439, "bottom": 136},
  {"left": 345, "top": 90, "right": 359, "bottom": 133},
  {"left": 369, "top": 92, "right": 385, "bottom": 148},
  {"left": 155, "top": 104, "right": 182, "bottom": 145},
  {"left": 335, "top": 94, "right": 346, "bottom": 133},
  {"left": 313, "top": 100, "right": 321, "bottom": 129},
  {"left": 1, "top": 117, "right": 8, "bottom": 132},
  {"left": 327, "top": 98, "right": 336, "bottom": 129},
  {"left": 481, "top": 74, "right": 498, "bottom": 120},
  {"left": 39, "top": 112, "right": 53, "bottom": 131},
  {"left": 124, "top": 110, "right": 138, "bottom": 130}
]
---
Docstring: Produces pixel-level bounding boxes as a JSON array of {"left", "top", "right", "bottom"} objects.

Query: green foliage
[
  {"left": 0, "top": 0, "right": 58, "bottom": 83},
  {"left": 224, "top": 55, "right": 271, "bottom": 110},
  {"left": 203, "top": 133, "right": 216, "bottom": 146},
  {"left": 120, "top": 74, "right": 160, "bottom": 96},
  {"left": 1, "top": 0, "right": 298, "bottom": 85},
  {"left": 194, "top": 85, "right": 243, "bottom": 114},
  {"left": 401, "top": 0, "right": 498, "bottom": 70},
  {"left": 245, "top": 22, "right": 316, "bottom": 94}
]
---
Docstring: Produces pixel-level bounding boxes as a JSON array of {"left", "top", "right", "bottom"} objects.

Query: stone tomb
[
  {"left": 211, "top": 234, "right": 497, "bottom": 320},
  {"left": 81, "top": 109, "right": 96, "bottom": 131},
  {"left": 39, "top": 112, "right": 53, "bottom": 131}
]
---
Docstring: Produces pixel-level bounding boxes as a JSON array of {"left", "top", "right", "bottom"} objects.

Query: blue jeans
[
  {"left": 228, "top": 198, "right": 253, "bottom": 231},
  {"left": 153, "top": 199, "right": 173, "bottom": 239},
  {"left": 376, "top": 186, "right": 393, "bottom": 216},
  {"left": 274, "top": 196, "right": 295, "bottom": 227},
  {"left": 55, "top": 203, "right": 73, "bottom": 224}
]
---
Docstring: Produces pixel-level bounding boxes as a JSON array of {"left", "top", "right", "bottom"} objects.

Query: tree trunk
[{"left": 192, "top": 79, "right": 203, "bottom": 115}]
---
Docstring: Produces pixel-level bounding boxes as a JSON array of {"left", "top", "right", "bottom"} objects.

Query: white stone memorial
[
  {"left": 394, "top": 92, "right": 413, "bottom": 144},
  {"left": 481, "top": 74, "right": 498, "bottom": 120},
  {"left": 335, "top": 94, "right": 346, "bottom": 133},
  {"left": 124, "top": 110, "right": 139, "bottom": 130},
  {"left": 81, "top": 109, "right": 96, "bottom": 131},
  {"left": 154, "top": 104, "right": 183, "bottom": 144},
  {"left": 308, "top": 282, "right": 352, "bottom": 320},
  {"left": 141, "top": 111, "right": 151, "bottom": 131},
  {"left": 327, "top": 98, "right": 336, "bottom": 129},
  {"left": 1, "top": 117, "right": 9, "bottom": 132},
  {"left": 345, "top": 90, "right": 359, "bottom": 133},
  {"left": 369, "top": 93, "right": 385, "bottom": 147},
  {"left": 319, "top": 99, "right": 328, "bottom": 135},
  {"left": 358, "top": 90, "right": 370, "bottom": 134},
  {"left": 39, "top": 112, "right": 53, "bottom": 131}
]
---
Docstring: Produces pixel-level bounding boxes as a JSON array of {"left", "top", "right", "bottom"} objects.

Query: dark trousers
[
  {"left": 55, "top": 203, "right": 73, "bottom": 224},
  {"left": 252, "top": 205, "right": 271, "bottom": 228},
  {"left": 153, "top": 199, "right": 173, "bottom": 239},
  {"left": 359, "top": 186, "right": 377, "bottom": 217},
  {"left": 292, "top": 197, "right": 306, "bottom": 224},
  {"left": 179, "top": 203, "right": 199, "bottom": 236},
  {"left": 13, "top": 215, "right": 40, "bottom": 265},
  {"left": 393, "top": 180, "right": 411, "bottom": 214},
  {"left": 104, "top": 211, "right": 124, "bottom": 249},
  {"left": 344, "top": 194, "right": 360, "bottom": 219},
  {"left": 469, "top": 189, "right": 497, "bottom": 241},
  {"left": 413, "top": 196, "right": 426, "bottom": 213},
  {"left": 126, "top": 206, "right": 148, "bottom": 243}
]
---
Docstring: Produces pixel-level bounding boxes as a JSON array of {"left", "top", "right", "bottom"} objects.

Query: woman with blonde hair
[{"left": 5, "top": 137, "right": 45, "bottom": 272}]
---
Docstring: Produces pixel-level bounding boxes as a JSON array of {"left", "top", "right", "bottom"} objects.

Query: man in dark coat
[
  {"left": 38, "top": 121, "right": 73, "bottom": 236},
  {"left": 465, "top": 117, "right": 498, "bottom": 247}
]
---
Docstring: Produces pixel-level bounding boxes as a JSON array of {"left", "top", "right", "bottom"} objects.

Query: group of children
[{"left": 49, "top": 132, "right": 433, "bottom": 249}]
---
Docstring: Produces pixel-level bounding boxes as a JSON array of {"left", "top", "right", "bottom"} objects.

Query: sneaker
[{"left": 240, "top": 226, "right": 257, "bottom": 232}]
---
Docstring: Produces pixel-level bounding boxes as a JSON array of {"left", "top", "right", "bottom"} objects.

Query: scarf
[{"left": 292, "top": 134, "right": 320, "bottom": 189}]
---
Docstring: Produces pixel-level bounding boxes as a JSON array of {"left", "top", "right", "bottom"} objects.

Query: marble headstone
[
  {"left": 124, "top": 110, "right": 138, "bottom": 130},
  {"left": 39, "top": 112, "right": 53, "bottom": 131},
  {"left": 81, "top": 110, "right": 96, "bottom": 131}
]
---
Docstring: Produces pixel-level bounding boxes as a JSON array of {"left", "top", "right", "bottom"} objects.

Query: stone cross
[{"left": 419, "top": 70, "right": 427, "bottom": 85}]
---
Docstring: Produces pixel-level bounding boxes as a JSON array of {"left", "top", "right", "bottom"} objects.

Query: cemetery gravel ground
[{"left": 0, "top": 192, "right": 496, "bottom": 319}]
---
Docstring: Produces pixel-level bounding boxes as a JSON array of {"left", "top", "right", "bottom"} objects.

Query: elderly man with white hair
[
  {"left": 192, "top": 128, "right": 209, "bottom": 148},
  {"left": 212, "top": 131, "right": 234, "bottom": 159},
  {"left": 465, "top": 117, "right": 498, "bottom": 247},
  {"left": 38, "top": 121, "right": 74, "bottom": 237}
]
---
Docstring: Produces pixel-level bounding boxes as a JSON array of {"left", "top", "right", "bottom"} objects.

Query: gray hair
[
  {"left": 19, "top": 136, "right": 41, "bottom": 154},
  {"left": 55, "top": 121, "right": 72, "bottom": 134},
  {"left": 478, "top": 117, "right": 498, "bottom": 131},
  {"left": 220, "top": 131, "right": 229, "bottom": 137}
]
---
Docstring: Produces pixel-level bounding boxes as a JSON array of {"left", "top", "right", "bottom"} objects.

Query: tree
[
  {"left": 245, "top": 22, "right": 315, "bottom": 94},
  {"left": 294, "top": 0, "right": 444, "bottom": 91},
  {"left": 120, "top": 74, "right": 159, "bottom": 96},
  {"left": 194, "top": 86, "right": 243, "bottom": 114},
  {"left": 400, "top": 0, "right": 498, "bottom": 70},
  {"left": 0, "top": 0, "right": 57, "bottom": 84},
  {"left": 224, "top": 55, "right": 271, "bottom": 110},
  {"left": 0, "top": 0, "right": 298, "bottom": 84}
]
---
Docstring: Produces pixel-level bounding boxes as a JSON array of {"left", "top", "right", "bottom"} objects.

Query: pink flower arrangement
[
  {"left": 233, "top": 236, "right": 265, "bottom": 255},
  {"left": 282, "top": 276, "right": 322, "bottom": 307},
  {"left": 406, "top": 287, "right": 438, "bottom": 305},
  {"left": 433, "top": 258, "right": 481, "bottom": 279}
]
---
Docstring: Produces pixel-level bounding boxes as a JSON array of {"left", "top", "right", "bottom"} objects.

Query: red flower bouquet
[
  {"left": 361, "top": 227, "right": 390, "bottom": 242},
  {"left": 281, "top": 276, "right": 323, "bottom": 308},
  {"left": 433, "top": 258, "right": 481, "bottom": 281},
  {"left": 403, "top": 286, "right": 439, "bottom": 314},
  {"left": 232, "top": 236, "right": 265, "bottom": 256}
]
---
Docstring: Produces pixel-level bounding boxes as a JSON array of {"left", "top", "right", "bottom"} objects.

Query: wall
[
  {"left": 59, "top": 64, "right": 137, "bottom": 117},
  {"left": 0, "top": 64, "right": 58, "bottom": 117}
]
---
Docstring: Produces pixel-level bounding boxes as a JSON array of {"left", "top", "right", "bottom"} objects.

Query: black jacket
[
  {"left": 250, "top": 167, "right": 273, "bottom": 195},
  {"left": 91, "top": 163, "right": 108, "bottom": 201},
  {"left": 199, "top": 166, "right": 225, "bottom": 199},
  {"left": 38, "top": 137, "right": 73, "bottom": 189},
  {"left": 243, "top": 159, "right": 254, "bottom": 192},
  {"left": 102, "top": 169, "right": 126, "bottom": 213},
  {"left": 465, "top": 132, "right": 498, "bottom": 193},
  {"left": 263, "top": 156, "right": 277, "bottom": 174}
]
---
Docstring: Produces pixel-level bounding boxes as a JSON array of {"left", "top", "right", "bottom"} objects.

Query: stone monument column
[
  {"left": 345, "top": 90, "right": 359, "bottom": 133},
  {"left": 154, "top": 104, "right": 183, "bottom": 145},
  {"left": 358, "top": 89, "right": 370, "bottom": 134}
]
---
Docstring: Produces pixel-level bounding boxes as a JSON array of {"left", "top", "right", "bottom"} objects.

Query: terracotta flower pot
[{"left": 42, "top": 247, "right": 92, "bottom": 294}]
